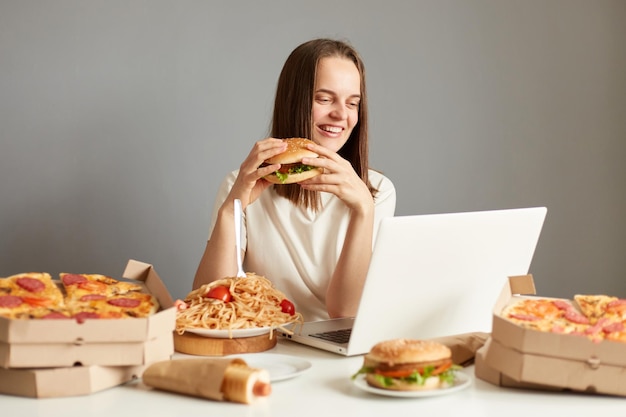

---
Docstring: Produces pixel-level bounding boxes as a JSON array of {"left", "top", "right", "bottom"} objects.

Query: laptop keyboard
[{"left": 310, "top": 328, "right": 352, "bottom": 344}]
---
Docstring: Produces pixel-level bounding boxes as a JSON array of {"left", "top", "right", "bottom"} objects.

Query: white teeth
[{"left": 322, "top": 126, "right": 342, "bottom": 133}]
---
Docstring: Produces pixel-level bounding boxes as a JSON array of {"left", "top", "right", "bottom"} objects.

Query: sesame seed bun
[
  {"left": 264, "top": 138, "right": 319, "bottom": 164},
  {"left": 365, "top": 339, "right": 451, "bottom": 365}
]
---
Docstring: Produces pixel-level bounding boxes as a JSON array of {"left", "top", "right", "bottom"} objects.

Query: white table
[{"left": 2, "top": 338, "right": 623, "bottom": 417}]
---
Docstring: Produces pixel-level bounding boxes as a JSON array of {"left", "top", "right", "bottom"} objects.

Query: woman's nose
[{"left": 330, "top": 104, "right": 347, "bottom": 120}]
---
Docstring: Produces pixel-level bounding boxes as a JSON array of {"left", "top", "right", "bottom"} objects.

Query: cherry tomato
[
  {"left": 280, "top": 299, "right": 295, "bottom": 315},
  {"left": 205, "top": 286, "right": 232, "bottom": 302}
]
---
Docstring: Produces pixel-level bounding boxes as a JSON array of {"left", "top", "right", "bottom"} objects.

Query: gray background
[{"left": 1, "top": 0, "right": 625, "bottom": 302}]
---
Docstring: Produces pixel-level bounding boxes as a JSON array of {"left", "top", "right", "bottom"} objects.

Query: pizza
[
  {"left": 501, "top": 294, "right": 626, "bottom": 343},
  {"left": 0, "top": 272, "right": 67, "bottom": 319},
  {"left": 0, "top": 272, "right": 159, "bottom": 320},
  {"left": 60, "top": 273, "right": 143, "bottom": 301},
  {"left": 68, "top": 291, "right": 159, "bottom": 319},
  {"left": 1, "top": 272, "right": 64, "bottom": 306}
]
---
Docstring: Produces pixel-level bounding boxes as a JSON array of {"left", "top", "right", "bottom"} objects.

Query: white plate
[
  {"left": 184, "top": 321, "right": 297, "bottom": 339},
  {"left": 352, "top": 371, "right": 472, "bottom": 398},
  {"left": 184, "top": 327, "right": 272, "bottom": 339},
  {"left": 231, "top": 353, "right": 312, "bottom": 382}
]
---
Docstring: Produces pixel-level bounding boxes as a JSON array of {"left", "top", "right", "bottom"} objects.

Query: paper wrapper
[
  {"left": 142, "top": 357, "right": 270, "bottom": 404},
  {"left": 430, "top": 332, "right": 490, "bottom": 366}
]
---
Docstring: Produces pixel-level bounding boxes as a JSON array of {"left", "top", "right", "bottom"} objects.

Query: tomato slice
[
  {"left": 21, "top": 297, "right": 53, "bottom": 307},
  {"left": 205, "top": 286, "right": 232, "bottom": 302},
  {"left": 375, "top": 361, "right": 452, "bottom": 378},
  {"left": 77, "top": 280, "right": 108, "bottom": 292},
  {"left": 431, "top": 361, "right": 452, "bottom": 375}
]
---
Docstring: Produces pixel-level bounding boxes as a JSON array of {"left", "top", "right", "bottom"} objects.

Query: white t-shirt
[{"left": 209, "top": 169, "right": 396, "bottom": 321}]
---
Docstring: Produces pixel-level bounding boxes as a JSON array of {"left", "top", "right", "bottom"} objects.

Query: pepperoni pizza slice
[
  {"left": 67, "top": 291, "right": 159, "bottom": 319},
  {"left": 574, "top": 294, "right": 619, "bottom": 324},
  {"left": 60, "top": 272, "right": 143, "bottom": 302},
  {"left": 0, "top": 294, "right": 34, "bottom": 319},
  {"left": 0, "top": 273, "right": 66, "bottom": 318}
]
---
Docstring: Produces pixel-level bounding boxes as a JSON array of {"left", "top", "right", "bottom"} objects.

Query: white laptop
[{"left": 280, "top": 206, "right": 547, "bottom": 356}]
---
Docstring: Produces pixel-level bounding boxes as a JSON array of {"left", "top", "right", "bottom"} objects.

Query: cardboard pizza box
[
  {"left": 474, "top": 337, "right": 564, "bottom": 393},
  {"left": 0, "top": 363, "right": 146, "bottom": 398},
  {"left": 483, "top": 274, "right": 626, "bottom": 397},
  {"left": 0, "top": 260, "right": 176, "bottom": 368},
  {"left": 0, "top": 331, "right": 173, "bottom": 368}
]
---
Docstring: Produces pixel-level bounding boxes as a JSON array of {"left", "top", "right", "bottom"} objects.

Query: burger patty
[
  {"left": 260, "top": 162, "right": 315, "bottom": 174},
  {"left": 365, "top": 357, "right": 451, "bottom": 373},
  {"left": 275, "top": 163, "right": 306, "bottom": 173}
]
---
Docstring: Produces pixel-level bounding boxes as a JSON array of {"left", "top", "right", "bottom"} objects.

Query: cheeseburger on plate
[
  {"left": 262, "top": 138, "right": 323, "bottom": 184},
  {"left": 352, "top": 338, "right": 461, "bottom": 391}
]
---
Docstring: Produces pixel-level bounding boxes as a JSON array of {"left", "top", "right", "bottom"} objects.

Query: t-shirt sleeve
[{"left": 370, "top": 171, "right": 397, "bottom": 243}]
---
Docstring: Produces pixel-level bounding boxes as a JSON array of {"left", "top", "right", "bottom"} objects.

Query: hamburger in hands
[
  {"left": 262, "top": 138, "right": 323, "bottom": 184},
  {"left": 352, "top": 339, "right": 461, "bottom": 391}
]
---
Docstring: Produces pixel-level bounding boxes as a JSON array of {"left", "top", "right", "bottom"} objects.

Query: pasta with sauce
[{"left": 175, "top": 272, "right": 303, "bottom": 338}]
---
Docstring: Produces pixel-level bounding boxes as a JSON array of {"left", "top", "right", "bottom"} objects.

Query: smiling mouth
[{"left": 320, "top": 125, "right": 343, "bottom": 133}]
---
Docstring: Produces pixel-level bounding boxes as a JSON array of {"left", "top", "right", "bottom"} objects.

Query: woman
[{"left": 193, "top": 38, "right": 396, "bottom": 321}]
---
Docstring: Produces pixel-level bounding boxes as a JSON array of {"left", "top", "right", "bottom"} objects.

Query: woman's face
[{"left": 311, "top": 56, "right": 361, "bottom": 153}]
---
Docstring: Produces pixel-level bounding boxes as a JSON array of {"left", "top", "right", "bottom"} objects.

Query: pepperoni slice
[
  {"left": 602, "top": 321, "right": 625, "bottom": 334},
  {"left": 16, "top": 277, "right": 45, "bottom": 293},
  {"left": 107, "top": 298, "right": 141, "bottom": 308},
  {"left": 509, "top": 313, "right": 541, "bottom": 321},
  {"left": 73, "top": 311, "right": 101, "bottom": 323},
  {"left": 552, "top": 300, "right": 573, "bottom": 311},
  {"left": 607, "top": 299, "right": 626, "bottom": 307},
  {"left": 62, "top": 274, "right": 87, "bottom": 285},
  {"left": 584, "top": 323, "right": 603, "bottom": 335},
  {"left": 80, "top": 294, "right": 107, "bottom": 301},
  {"left": 0, "top": 295, "right": 23, "bottom": 308},
  {"left": 564, "top": 309, "right": 590, "bottom": 325}
]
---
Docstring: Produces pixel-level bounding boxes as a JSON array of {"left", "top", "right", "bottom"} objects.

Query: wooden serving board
[{"left": 173, "top": 331, "right": 277, "bottom": 356}]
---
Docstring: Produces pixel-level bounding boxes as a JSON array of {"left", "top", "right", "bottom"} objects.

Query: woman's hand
[
  {"left": 299, "top": 142, "right": 374, "bottom": 215},
  {"left": 226, "top": 138, "right": 287, "bottom": 209},
  {"left": 297, "top": 142, "right": 376, "bottom": 317},
  {"left": 193, "top": 138, "right": 287, "bottom": 288}
]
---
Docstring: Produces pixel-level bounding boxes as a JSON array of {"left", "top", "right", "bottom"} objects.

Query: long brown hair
[{"left": 270, "top": 38, "right": 377, "bottom": 210}]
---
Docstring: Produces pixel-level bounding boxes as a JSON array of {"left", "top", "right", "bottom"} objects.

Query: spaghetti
[{"left": 175, "top": 272, "right": 303, "bottom": 338}]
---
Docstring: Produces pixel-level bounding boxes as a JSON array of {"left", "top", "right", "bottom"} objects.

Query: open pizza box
[
  {"left": 475, "top": 274, "right": 626, "bottom": 397},
  {"left": 0, "top": 259, "right": 176, "bottom": 369}
]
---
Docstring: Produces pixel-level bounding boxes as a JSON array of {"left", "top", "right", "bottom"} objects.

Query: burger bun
[
  {"left": 263, "top": 168, "right": 323, "bottom": 184},
  {"left": 365, "top": 339, "right": 451, "bottom": 365},
  {"left": 264, "top": 138, "right": 319, "bottom": 164}
]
